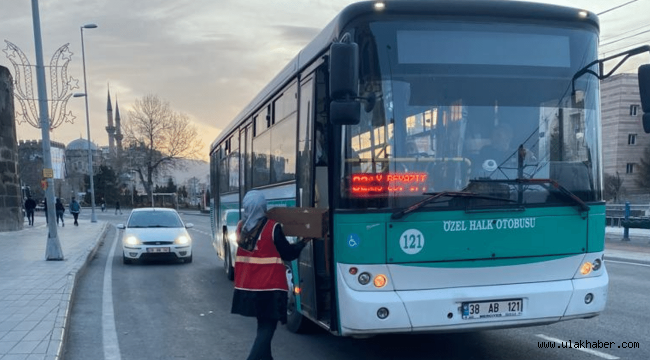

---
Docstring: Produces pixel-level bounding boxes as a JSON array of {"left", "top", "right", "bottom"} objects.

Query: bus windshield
[{"left": 340, "top": 20, "right": 601, "bottom": 210}]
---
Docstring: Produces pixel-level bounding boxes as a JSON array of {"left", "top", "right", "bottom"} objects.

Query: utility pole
[{"left": 31, "top": 0, "right": 63, "bottom": 260}]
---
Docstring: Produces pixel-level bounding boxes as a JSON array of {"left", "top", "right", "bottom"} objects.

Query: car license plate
[
  {"left": 147, "top": 247, "right": 170, "bottom": 253},
  {"left": 462, "top": 299, "right": 523, "bottom": 319}
]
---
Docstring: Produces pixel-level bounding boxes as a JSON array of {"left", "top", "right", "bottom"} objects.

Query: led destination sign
[{"left": 350, "top": 172, "right": 429, "bottom": 197}]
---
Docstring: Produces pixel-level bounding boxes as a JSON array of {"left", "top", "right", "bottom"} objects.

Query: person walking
[
  {"left": 24, "top": 195, "right": 36, "bottom": 226},
  {"left": 115, "top": 200, "right": 122, "bottom": 215},
  {"left": 43, "top": 198, "right": 48, "bottom": 224},
  {"left": 231, "top": 190, "right": 311, "bottom": 360},
  {"left": 55, "top": 198, "right": 65, "bottom": 227},
  {"left": 69, "top": 197, "right": 81, "bottom": 226}
]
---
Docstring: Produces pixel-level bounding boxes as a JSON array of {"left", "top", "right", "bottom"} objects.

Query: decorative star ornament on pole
[{"left": 3, "top": 40, "right": 79, "bottom": 130}]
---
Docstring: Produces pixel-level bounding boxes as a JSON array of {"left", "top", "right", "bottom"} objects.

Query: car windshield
[{"left": 127, "top": 211, "right": 184, "bottom": 228}]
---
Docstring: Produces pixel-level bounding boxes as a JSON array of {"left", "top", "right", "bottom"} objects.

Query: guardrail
[{"left": 606, "top": 202, "right": 650, "bottom": 240}]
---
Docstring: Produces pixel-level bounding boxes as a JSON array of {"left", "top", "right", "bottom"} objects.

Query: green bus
[{"left": 210, "top": 0, "right": 650, "bottom": 336}]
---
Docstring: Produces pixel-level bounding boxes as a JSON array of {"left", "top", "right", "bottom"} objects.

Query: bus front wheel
[{"left": 285, "top": 265, "right": 311, "bottom": 333}]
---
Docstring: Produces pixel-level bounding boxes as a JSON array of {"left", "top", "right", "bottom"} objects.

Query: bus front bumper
[{"left": 337, "top": 269, "right": 608, "bottom": 336}]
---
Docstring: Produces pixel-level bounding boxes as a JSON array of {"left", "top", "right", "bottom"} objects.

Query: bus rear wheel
[{"left": 224, "top": 241, "right": 234, "bottom": 281}]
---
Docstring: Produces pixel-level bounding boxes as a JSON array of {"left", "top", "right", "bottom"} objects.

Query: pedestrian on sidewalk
[
  {"left": 55, "top": 198, "right": 65, "bottom": 227},
  {"left": 70, "top": 197, "right": 81, "bottom": 226},
  {"left": 24, "top": 195, "right": 36, "bottom": 226},
  {"left": 231, "top": 190, "right": 311, "bottom": 360},
  {"left": 115, "top": 200, "right": 122, "bottom": 215}
]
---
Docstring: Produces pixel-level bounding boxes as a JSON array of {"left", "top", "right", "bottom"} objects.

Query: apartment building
[{"left": 601, "top": 73, "right": 648, "bottom": 198}]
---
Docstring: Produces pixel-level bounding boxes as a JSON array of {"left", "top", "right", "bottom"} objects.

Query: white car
[{"left": 117, "top": 208, "right": 194, "bottom": 264}]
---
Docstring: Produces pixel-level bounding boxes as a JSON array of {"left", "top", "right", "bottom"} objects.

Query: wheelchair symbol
[{"left": 348, "top": 234, "right": 360, "bottom": 248}]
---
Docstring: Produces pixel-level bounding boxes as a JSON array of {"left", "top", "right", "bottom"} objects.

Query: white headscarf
[{"left": 241, "top": 190, "right": 267, "bottom": 232}]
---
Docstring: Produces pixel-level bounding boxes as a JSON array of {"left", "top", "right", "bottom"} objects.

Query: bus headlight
[
  {"left": 579, "top": 261, "right": 593, "bottom": 275},
  {"left": 358, "top": 272, "right": 371, "bottom": 285},
  {"left": 592, "top": 258, "right": 602, "bottom": 271}
]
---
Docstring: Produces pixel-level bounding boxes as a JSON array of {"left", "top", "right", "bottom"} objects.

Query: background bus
[{"left": 210, "top": 0, "right": 650, "bottom": 337}]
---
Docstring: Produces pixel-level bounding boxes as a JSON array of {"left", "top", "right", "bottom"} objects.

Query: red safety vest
[{"left": 234, "top": 219, "right": 288, "bottom": 292}]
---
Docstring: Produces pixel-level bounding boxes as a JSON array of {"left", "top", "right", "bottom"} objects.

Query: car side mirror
[
  {"left": 116, "top": 224, "right": 125, "bottom": 229},
  {"left": 185, "top": 223, "right": 194, "bottom": 229}
]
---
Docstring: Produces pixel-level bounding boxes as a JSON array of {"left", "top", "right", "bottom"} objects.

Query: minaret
[
  {"left": 106, "top": 87, "right": 116, "bottom": 155},
  {"left": 115, "top": 96, "right": 123, "bottom": 158}
]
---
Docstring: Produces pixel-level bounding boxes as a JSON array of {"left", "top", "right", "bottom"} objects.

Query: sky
[{"left": 2, "top": 0, "right": 649, "bottom": 161}]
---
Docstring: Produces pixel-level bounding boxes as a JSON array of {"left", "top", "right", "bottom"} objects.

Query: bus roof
[{"left": 210, "top": 0, "right": 599, "bottom": 154}]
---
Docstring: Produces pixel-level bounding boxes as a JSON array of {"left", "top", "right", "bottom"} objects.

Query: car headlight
[
  {"left": 228, "top": 232, "right": 237, "bottom": 242},
  {"left": 124, "top": 236, "right": 140, "bottom": 246},
  {"left": 175, "top": 235, "right": 190, "bottom": 245}
]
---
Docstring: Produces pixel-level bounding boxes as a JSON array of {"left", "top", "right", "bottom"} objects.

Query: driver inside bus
[{"left": 475, "top": 123, "right": 536, "bottom": 177}]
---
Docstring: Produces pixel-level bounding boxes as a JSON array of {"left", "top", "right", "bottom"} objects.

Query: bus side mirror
[
  {"left": 639, "top": 64, "right": 650, "bottom": 133},
  {"left": 329, "top": 41, "right": 361, "bottom": 125},
  {"left": 329, "top": 42, "right": 359, "bottom": 99},
  {"left": 330, "top": 100, "right": 361, "bottom": 125}
]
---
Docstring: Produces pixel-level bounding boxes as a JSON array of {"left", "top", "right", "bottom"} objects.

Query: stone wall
[{"left": 0, "top": 66, "right": 23, "bottom": 231}]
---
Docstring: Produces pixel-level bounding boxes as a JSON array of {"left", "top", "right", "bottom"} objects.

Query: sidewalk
[
  {"left": 605, "top": 226, "right": 650, "bottom": 263},
  {"left": 0, "top": 216, "right": 108, "bottom": 360}
]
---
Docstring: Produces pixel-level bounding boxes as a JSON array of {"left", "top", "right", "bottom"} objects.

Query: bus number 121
[{"left": 402, "top": 234, "right": 423, "bottom": 250}]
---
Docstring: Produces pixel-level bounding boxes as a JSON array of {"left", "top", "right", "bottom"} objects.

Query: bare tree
[
  {"left": 635, "top": 145, "right": 650, "bottom": 193},
  {"left": 123, "top": 94, "right": 203, "bottom": 199},
  {"left": 604, "top": 171, "right": 624, "bottom": 203}
]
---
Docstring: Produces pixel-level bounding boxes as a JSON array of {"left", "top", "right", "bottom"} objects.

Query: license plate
[
  {"left": 462, "top": 299, "right": 523, "bottom": 319},
  {"left": 147, "top": 247, "right": 170, "bottom": 253}
]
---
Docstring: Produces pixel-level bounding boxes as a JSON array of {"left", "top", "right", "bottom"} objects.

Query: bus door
[{"left": 295, "top": 70, "right": 333, "bottom": 328}]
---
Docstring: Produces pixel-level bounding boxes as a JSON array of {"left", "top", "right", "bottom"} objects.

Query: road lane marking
[
  {"left": 605, "top": 259, "right": 650, "bottom": 268},
  {"left": 103, "top": 228, "right": 122, "bottom": 360},
  {"left": 535, "top": 334, "right": 619, "bottom": 359}
]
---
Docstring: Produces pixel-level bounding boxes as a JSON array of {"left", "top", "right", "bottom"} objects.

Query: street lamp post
[
  {"left": 31, "top": 0, "right": 63, "bottom": 260},
  {"left": 79, "top": 23, "right": 97, "bottom": 222}
]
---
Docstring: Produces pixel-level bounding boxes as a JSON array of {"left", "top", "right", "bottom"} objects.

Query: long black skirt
[{"left": 231, "top": 289, "right": 288, "bottom": 324}]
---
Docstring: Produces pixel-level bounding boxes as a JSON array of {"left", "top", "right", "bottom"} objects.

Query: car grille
[{"left": 142, "top": 241, "right": 174, "bottom": 245}]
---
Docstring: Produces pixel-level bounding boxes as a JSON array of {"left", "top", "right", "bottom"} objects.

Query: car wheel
[
  {"left": 122, "top": 253, "right": 132, "bottom": 265},
  {"left": 224, "top": 242, "right": 235, "bottom": 281}
]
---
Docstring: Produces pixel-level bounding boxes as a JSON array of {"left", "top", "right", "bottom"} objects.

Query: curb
[{"left": 53, "top": 222, "right": 111, "bottom": 360}]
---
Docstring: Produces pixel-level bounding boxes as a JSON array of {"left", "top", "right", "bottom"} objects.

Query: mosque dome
[{"left": 67, "top": 138, "right": 99, "bottom": 151}]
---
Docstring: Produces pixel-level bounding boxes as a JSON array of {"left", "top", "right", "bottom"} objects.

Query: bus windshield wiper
[
  {"left": 391, "top": 191, "right": 515, "bottom": 220},
  {"left": 468, "top": 178, "right": 590, "bottom": 213}
]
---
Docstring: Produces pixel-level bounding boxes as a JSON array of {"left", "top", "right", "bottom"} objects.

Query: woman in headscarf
[{"left": 231, "top": 190, "right": 309, "bottom": 360}]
